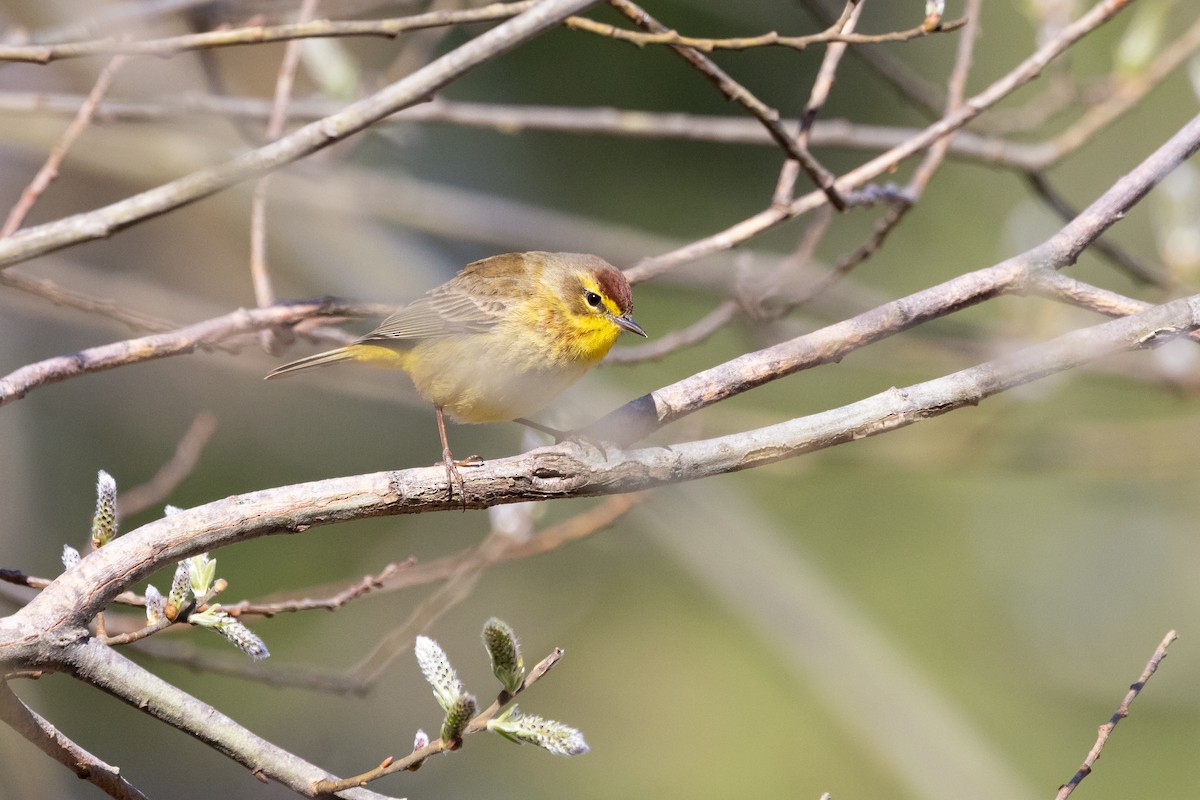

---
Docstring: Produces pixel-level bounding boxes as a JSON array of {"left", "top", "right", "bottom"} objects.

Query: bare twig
[
  {"left": 0, "top": 0, "right": 606, "bottom": 270},
  {"left": 908, "top": 0, "right": 980, "bottom": 196},
  {"left": 566, "top": 10, "right": 965, "bottom": 52},
  {"left": 0, "top": 300, "right": 374, "bottom": 407},
  {"left": 375, "top": 493, "right": 644, "bottom": 590},
  {"left": 1028, "top": 270, "right": 1182, "bottom": 324},
  {"left": 1, "top": 55, "right": 127, "bottom": 237},
  {"left": 1055, "top": 631, "right": 1178, "bottom": 800},
  {"left": 101, "top": 618, "right": 173, "bottom": 646},
  {"left": 773, "top": 0, "right": 864, "bottom": 206},
  {"left": 117, "top": 411, "right": 219, "bottom": 518},
  {"left": 0, "top": 680, "right": 150, "bottom": 800},
  {"left": 0, "top": 2, "right": 966, "bottom": 64},
  {"left": 606, "top": 0, "right": 846, "bottom": 210},
  {"left": 1037, "top": 10, "right": 1200, "bottom": 171},
  {"left": 313, "top": 647, "right": 565, "bottom": 793},
  {"left": 603, "top": 112, "right": 1200, "bottom": 444},
  {"left": 1026, "top": 171, "right": 1168, "bottom": 286},
  {"left": 0, "top": 2, "right": 542, "bottom": 63},
  {"left": 794, "top": 0, "right": 946, "bottom": 115},
  {"left": 0, "top": 92, "right": 1123, "bottom": 174},
  {"left": 250, "top": 0, "right": 321, "bottom": 356},
  {"left": 0, "top": 268, "right": 177, "bottom": 332},
  {"left": 625, "top": 0, "right": 1136, "bottom": 283},
  {"left": 799, "top": 0, "right": 980, "bottom": 299},
  {"left": 347, "top": 530, "right": 513, "bottom": 692},
  {"left": 56, "top": 642, "right": 395, "bottom": 800},
  {"left": 0, "top": 571, "right": 145, "bottom": 610}
]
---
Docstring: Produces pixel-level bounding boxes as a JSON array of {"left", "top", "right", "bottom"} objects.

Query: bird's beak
[{"left": 614, "top": 314, "right": 648, "bottom": 338}]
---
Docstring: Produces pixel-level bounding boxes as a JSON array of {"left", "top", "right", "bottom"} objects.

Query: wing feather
[{"left": 358, "top": 253, "right": 532, "bottom": 343}]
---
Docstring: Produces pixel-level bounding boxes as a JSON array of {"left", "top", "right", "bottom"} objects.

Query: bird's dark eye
[{"left": 585, "top": 291, "right": 603, "bottom": 308}]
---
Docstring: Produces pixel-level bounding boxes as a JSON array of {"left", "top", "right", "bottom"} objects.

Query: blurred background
[{"left": 1, "top": 1, "right": 1199, "bottom": 798}]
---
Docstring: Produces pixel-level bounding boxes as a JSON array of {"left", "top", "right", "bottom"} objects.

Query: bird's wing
[{"left": 359, "top": 283, "right": 507, "bottom": 342}]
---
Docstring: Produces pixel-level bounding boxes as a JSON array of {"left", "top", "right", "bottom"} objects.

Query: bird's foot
[{"left": 442, "top": 448, "right": 483, "bottom": 506}]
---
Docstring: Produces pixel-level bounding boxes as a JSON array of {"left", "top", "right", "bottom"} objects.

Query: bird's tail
[{"left": 264, "top": 347, "right": 356, "bottom": 380}]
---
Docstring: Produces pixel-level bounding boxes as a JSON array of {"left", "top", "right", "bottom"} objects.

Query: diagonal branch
[
  {"left": 55, "top": 640, "right": 395, "bottom": 799},
  {"left": 0, "top": 299, "right": 381, "bottom": 407},
  {"left": 1055, "top": 630, "right": 1178, "bottom": 799},
  {"left": 625, "top": 0, "right": 1137, "bottom": 283},
  {"left": 1, "top": 55, "right": 127, "bottom": 237},
  {"left": 7, "top": 289, "right": 1200, "bottom": 639},
  {"left": 606, "top": 0, "right": 846, "bottom": 209},
  {"left": 0, "top": 0, "right": 604, "bottom": 271},
  {"left": 602, "top": 111, "right": 1200, "bottom": 443},
  {"left": 0, "top": 680, "right": 149, "bottom": 800}
]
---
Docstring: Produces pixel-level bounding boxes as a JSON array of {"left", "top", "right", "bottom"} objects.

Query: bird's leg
[
  {"left": 435, "top": 405, "right": 481, "bottom": 504},
  {"left": 514, "top": 417, "right": 569, "bottom": 443}
]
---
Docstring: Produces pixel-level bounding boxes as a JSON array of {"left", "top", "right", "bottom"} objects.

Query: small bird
[{"left": 266, "top": 251, "right": 647, "bottom": 497}]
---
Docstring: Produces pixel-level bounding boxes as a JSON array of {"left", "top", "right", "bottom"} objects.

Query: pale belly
[{"left": 405, "top": 336, "right": 597, "bottom": 423}]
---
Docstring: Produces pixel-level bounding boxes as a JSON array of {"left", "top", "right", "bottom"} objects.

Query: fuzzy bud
[
  {"left": 190, "top": 606, "right": 270, "bottom": 661},
  {"left": 440, "top": 694, "right": 476, "bottom": 746},
  {"left": 488, "top": 707, "right": 589, "bottom": 756},
  {"left": 90, "top": 470, "right": 118, "bottom": 549},
  {"left": 415, "top": 635, "right": 465, "bottom": 712},
  {"left": 166, "top": 560, "right": 192, "bottom": 621},
  {"left": 407, "top": 729, "right": 431, "bottom": 771},
  {"left": 482, "top": 617, "right": 525, "bottom": 693},
  {"left": 144, "top": 585, "right": 166, "bottom": 623},
  {"left": 61, "top": 545, "right": 81, "bottom": 571}
]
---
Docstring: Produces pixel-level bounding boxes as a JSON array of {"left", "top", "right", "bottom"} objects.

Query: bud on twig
[
  {"left": 189, "top": 606, "right": 270, "bottom": 661},
  {"left": 488, "top": 706, "right": 589, "bottom": 756},
  {"left": 482, "top": 617, "right": 525, "bottom": 694},
  {"left": 91, "top": 470, "right": 118, "bottom": 549},
  {"left": 441, "top": 694, "right": 477, "bottom": 746},
  {"left": 415, "top": 635, "right": 466, "bottom": 712}
]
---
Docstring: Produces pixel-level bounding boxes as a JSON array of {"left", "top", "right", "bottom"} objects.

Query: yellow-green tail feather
[{"left": 264, "top": 347, "right": 356, "bottom": 379}]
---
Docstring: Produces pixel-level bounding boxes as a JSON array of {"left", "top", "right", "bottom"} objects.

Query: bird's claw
[{"left": 441, "top": 449, "right": 483, "bottom": 507}]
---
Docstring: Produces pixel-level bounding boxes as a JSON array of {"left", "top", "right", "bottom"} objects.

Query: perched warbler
[{"left": 266, "top": 251, "right": 647, "bottom": 496}]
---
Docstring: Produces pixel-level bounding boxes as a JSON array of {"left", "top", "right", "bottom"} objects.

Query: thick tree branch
[
  {"left": 603, "top": 112, "right": 1200, "bottom": 442},
  {"left": 4, "top": 290, "right": 1199, "bottom": 653}
]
